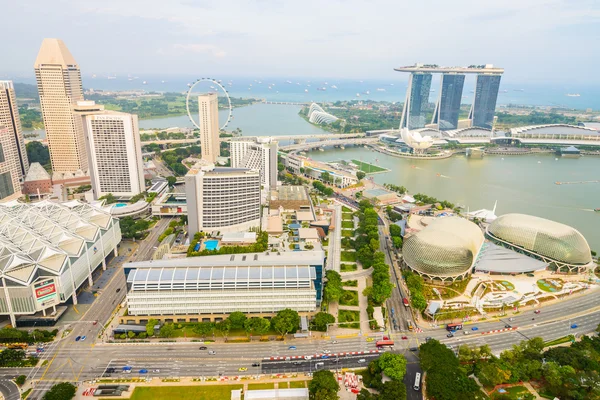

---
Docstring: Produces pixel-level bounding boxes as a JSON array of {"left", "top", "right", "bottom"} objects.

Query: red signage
[{"left": 35, "top": 284, "right": 56, "bottom": 299}]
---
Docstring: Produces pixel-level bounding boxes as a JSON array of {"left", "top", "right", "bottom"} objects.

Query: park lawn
[
  {"left": 247, "top": 383, "right": 275, "bottom": 390},
  {"left": 342, "top": 206, "right": 352, "bottom": 212},
  {"left": 289, "top": 380, "right": 308, "bottom": 389},
  {"left": 341, "top": 251, "right": 357, "bottom": 262},
  {"left": 339, "top": 290, "right": 359, "bottom": 307},
  {"left": 342, "top": 212, "right": 353, "bottom": 220},
  {"left": 490, "top": 385, "right": 531, "bottom": 400},
  {"left": 338, "top": 309, "right": 360, "bottom": 327},
  {"left": 341, "top": 230, "right": 353, "bottom": 237},
  {"left": 545, "top": 335, "right": 575, "bottom": 346},
  {"left": 340, "top": 263, "right": 357, "bottom": 272},
  {"left": 351, "top": 159, "right": 387, "bottom": 173},
  {"left": 341, "top": 221, "right": 354, "bottom": 229},
  {"left": 129, "top": 385, "right": 243, "bottom": 400},
  {"left": 342, "top": 280, "right": 358, "bottom": 287}
]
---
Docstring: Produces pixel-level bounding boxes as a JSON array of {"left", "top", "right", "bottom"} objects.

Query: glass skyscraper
[
  {"left": 400, "top": 73, "right": 432, "bottom": 130},
  {"left": 432, "top": 74, "right": 465, "bottom": 130},
  {"left": 470, "top": 74, "right": 502, "bottom": 129}
]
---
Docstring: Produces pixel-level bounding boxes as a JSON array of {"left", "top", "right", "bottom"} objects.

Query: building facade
[
  {"left": 0, "top": 81, "right": 29, "bottom": 183},
  {"left": 125, "top": 251, "right": 325, "bottom": 317},
  {"left": 431, "top": 74, "right": 465, "bottom": 131},
  {"left": 198, "top": 93, "right": 220, "bottom": 163},
  {"left": 0, "top": 126, "right": 19, "bottom": 201},
  {"left": 75, "top": 101, "right": 144, "bottom": 198},
  {"left": 469, "top": 74, "right": 502, "bottom": 129},
  {"left": 34, "top": 39, "right": 87, "bottom": 174},
  {"left": 230, "top": 137, "right": 278, "bottom": 188},
  {"left": 185, "top": 163, "right": 261, "bottom": 236},
  {"left": 400, "top": 73, "right": 432, "bottom": 130},
  {"left": 0, "top": 200, "right": 121, "bottom": 326}
]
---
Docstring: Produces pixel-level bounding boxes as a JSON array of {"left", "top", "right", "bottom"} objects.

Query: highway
[{"left": 131, "top": 217, "right": 173, "bottom": 262}]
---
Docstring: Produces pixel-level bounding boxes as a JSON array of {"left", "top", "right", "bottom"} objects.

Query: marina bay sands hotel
[{"left": 395, "top": 64, "right": 504, "bottom": 131}]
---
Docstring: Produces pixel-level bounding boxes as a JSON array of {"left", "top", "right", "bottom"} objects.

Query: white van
[{"left": 358, "top": 359, "right": 366, "bottom": 363}]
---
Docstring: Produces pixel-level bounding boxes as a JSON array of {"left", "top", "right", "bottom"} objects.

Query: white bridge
[
  {"left": 141, "top": 133, "right": 367, "bottom": 146},
  {"left": 283, "top": 137, "right": 378, "bottom": 152}
]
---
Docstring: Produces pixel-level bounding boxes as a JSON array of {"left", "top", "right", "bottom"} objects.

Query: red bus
[
  {"left": 446, "top": 323, "right": 463, "bottom": 331},
  {"left": 376, "top": 340, "right": 394, "bottom": 348},
  {"left": 402, "top": 298, "right": 409, "bottom": 307}
]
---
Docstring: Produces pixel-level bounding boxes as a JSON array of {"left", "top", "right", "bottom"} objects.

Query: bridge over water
[{"left": 140, "top": 133, "right": 366, "bottom": 146}]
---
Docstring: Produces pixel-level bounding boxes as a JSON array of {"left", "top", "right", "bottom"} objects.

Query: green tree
[
  {"left": 43, "top": 382, "right": 77, "bottom": 400},
  {"left": 320, "top": 171, "right": 332, "bottom": 183},
  {"left": 166, "top": 176, "right": 177, "bottom": 188},
  {"left": 357, "top": 389, "right": 376, "bottom": 400},
  {"left": 410, "top": 292, "right": 427, "bottom": 311},
  {"left": 228, "top": 311, "right": 247, "bottom": 330},
  {"left": 278, "top": 163, "right": 285, "bottom": 172},
  {"left": 379, "top": 380, "right": 407, "bottom": 400},
  {"left": 26, "top": 141, "right": 51, "bottom": 169},
  {"left": 356, "top": 171, "right": 366, "bottom": 180},
  {"left": 216, "top": 319, "right": 232, "bottom": 339},
  {"left": 311, "top": 312, "right": 335, "bottom": 332},
  {"left": 146, "top": 319, "right": 158, "bottom": 336},
  {"left": 323, "top": 270, "right": 343, "bottom": 302},
  {"left": 127, "top": 331, "right": 135, "bottom": 339},
  {"left": 308, "top": 370, "right": 339, "bottom": 400},
  {"left": 378, "top": 352, "right": 407, "bottom": 381},
  {"left": 15, "top": 375, "right": 26, "bottom": 386},
  {"left": 271, "top": 308, "right": 300, "bottom": 336},
  {"left": 194, "top": 322, "right": 214, "bottom": 338},
  {"left": 244, "top": 317, "right": 270, "bottom": 338},
  {"left": 159, "top": 323, "right": 175, "bottom": 338},
  {"left": 99, "top": 193, "right": 117, "bottom": 205},
  {"left": 392, "top": 236, "right": 403, "bottom": 248}
]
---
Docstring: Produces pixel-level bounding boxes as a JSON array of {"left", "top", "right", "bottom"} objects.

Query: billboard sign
[{"left": 33, "top": 279, "right": 58, "bottom": 306}]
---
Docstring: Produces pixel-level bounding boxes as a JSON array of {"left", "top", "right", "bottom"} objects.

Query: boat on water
[
  {"left": 566, "top": 93, "right": 581, "bottom": 97},
  {"left": 594, "top": 208, "right": 600, "bottom": 212},
  {"left": 376, "top": 88, "right": 386, "bottom": 92},
  {"left": 317, "top": 87, "right": 326, "bottom": 91},
  {"left": 331, "top": 85, "right": 338, "bottom": 89},
  {"left": 340, "top": 145, "right": 345, "bottom": 150}
]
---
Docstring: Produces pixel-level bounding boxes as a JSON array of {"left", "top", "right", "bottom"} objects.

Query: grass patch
[
  {"left": 129, "top": 385, "right": 243, "bottom": 400},
  {"left": 351, "top": 159, "right": 387, "bottom": 173},
  {"left": 289, "top": 381, "right": 308, "bottom": 389},
  {"left": 342, "top": 206, "right": 352, "bottom": 212},
  {"left": 342, "top": 220, "right": 354, "bottom": 229},
  {"left": 21, "top": 388, "right": 32, "bottom": 399},
  {"left": 342, "top": 213, "right": 353, "bottom": 220},
  {"left": 341, "top": 230, "right": 353, "bottom": 237},
  {"left": 247, "top": 383, "right": 275, "bottom": 390},
  {"left": 341, "top": 263, "right": 357, "bottom": 272},
  {"left": 341, "top": 251, "right": 357, "bottom": 262},
  {"left": 545, "top": 335, "right": 575, "bottom": 346},
  {"left": 342, "top": 280, "right": 358, "bottom": 287},
  {"left": 339, "top": 290, "right": 359, "bottom": 306},
  {"left": 537, "top": 279, "right": 563, "bottom": 293},
  {"left": 338, "top": 309, "right": 360, "bottom": 328},
  {"left": 490, "top": 385, "right": 532, "bottom": 400}
]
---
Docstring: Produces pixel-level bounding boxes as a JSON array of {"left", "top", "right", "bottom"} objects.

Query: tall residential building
[
  {"left": 399, "top": 73, "right": 432, "bottom": 130},
  {"left": 34, "top": 38, "right": 87, "bottom": 173},
  {"left": 185, "top": 162, "right": 261, "bottom": 236},
  {"left": 198, "top": 93, "right": 220, "bottom": 163},
  {"left": 230, "top": 137, "right": 278, "bottom": 188},
  {"left": 0, "top": 126, "right": 19, "bottom": 201},
  {"left": 75, "top": 101, "right": 144, "bottom": 199},
  {"left": 0, "top": 81, "right": 29, "bottom": 181},
  {"left": 431, "top": 74, "right": 465, "bottom": 130},
  {"left": 469, "top": 74, "right": 502, "bottom": 129}
]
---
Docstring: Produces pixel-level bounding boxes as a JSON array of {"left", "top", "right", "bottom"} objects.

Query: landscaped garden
[
  {"left": 342, "top": 280, "right": 358, "bottom": 287},
  {"left": 340, "top": 263, "right": 357, "bottom": 272},
  {"left": 537, "top": 278, "right": 563, "bottom": 292},
  {"left": 339, "top": 290, "right": 359, "bottom": 307},
  {"left": 128, "top": 385, "right": 244, "bottom": 400},
  {"left": 338, "top": 309, "right": 360, "bottom": 329},
  {"left": 341, "top": 251, "right": 357, "bottom": 262},
  {"left": 342, "top": 220, "right": 354, "bottom": 229}
]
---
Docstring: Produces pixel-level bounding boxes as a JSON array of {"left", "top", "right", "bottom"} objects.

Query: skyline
[{"left": 2, "top": 1, "right": 600, "bottom": 84}]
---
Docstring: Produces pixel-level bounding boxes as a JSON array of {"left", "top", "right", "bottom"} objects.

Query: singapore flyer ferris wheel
[{"left": 186, "top": 78, "right": 233, "bottom": 131}]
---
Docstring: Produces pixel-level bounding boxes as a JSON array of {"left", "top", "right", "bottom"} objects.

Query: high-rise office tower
[
  {"left": 0, "top": 126, "right": 20, "bottom": 201},
  {"left": 0, "top": 81, "right": 28, "bottom": 182},
  {"left": 400, "top": 73, "right": 432, "bottom": 130},
  {"left": 230, "top": 137, "right": 278, "bottom": 188},
  {"left": 75, "top": 101, "right": 144, "bottom": 199},
  {"left": 431, "top": 74, "right": 465, "bottom": 130},
  {"left": 185, "top": 162, "right": 261, "bottom": 236},
  {"left": 198, "top": 93, "right": 220, "bottom": 163},
  {"left": 34, "top": 38, "right": 87, "bottom": 173},
  {"left": 469, "top": 74, "right": 502, "bottom": 130}
]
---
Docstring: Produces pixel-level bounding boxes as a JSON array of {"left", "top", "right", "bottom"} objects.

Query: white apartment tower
[
  {"left": 75, "top": 101, "right": 144, "bottom": 199},
  {"left": 185, "top": 162, "right": 261, "bottom": 236},
  {"left": 34, "top": 39, "right": 87, "bottom": 174},
  {"left": 230, "top": 137, "right": 278, "bottom": 188},
  {"left": 0, "top": 81, "right": 29, "bottom": 182},
  {"left": 198, "top": 93, "right": 220, "bottom": 163}
]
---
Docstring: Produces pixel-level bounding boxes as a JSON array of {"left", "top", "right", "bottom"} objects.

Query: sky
[{"left": 3, "top": 0, "right": 600, "bottom": 84}]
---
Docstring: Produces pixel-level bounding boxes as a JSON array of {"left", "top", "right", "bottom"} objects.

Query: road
[
  {"left": 131, "top": 217, "right": 173, "bottom": 262},
  {"left": 327, "top": 202, "right": 342, "bottom": 273},
  {"left": 152, "top": 157, "right": 174, "bottom": 178},
  {"left": 0, "top": 378, "right": 19, "bottom": 400}
]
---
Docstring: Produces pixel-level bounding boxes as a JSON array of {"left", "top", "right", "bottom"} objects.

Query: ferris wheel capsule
[{"left": 185, "top": 78, "right": 233, "bottom": 131}]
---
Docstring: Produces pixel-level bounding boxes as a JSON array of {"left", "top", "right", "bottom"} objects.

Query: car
[
  {"left": 106, "top": 368, "right": 116, "bottom": 373},
  {"left": 321, "top": 355, "right": 329, "bottom": 359},
  {"left": 463, "top": 331, "right": 470, "bottom": 335},
  {"left": 116, "top": 288, "right": 121, "bottom": 293},
  {"left": 357, "top": 359, "right": 366, "bottom": 363},
  {"left": 401, "top": 336, "right": 408, "bottom": 340},
  {"left": 331, "top": 341, "right": 338, "bottom": 344},
  {"left": 504, "top": 324, "right": 511, "bottom": 329},
  {"left": 285, "top": 357, "right": 291, "bottom": 361},
  {"left": 471, "top": 327, "right": 479, "bottom": 331},
  {"left": 288, "top": 346, "right": 297, "bottom": 350},
  {"left": 425, "top": 337, "right": 432, "bottom": 342},
  {"left": 293, "top": 361, "right": 302, "bottom": 365},
  {"left": 81, "top": 336, "right": 86, "bottom": 341},
  {"left": 447, "top": 333, "right": 454, "bottom": 338},
  {"left": 409, "top": 347, "right": 419, "bottom": 352},
  {"left": 75, "top": 336, "right": 81, "bottom": 342},
  {"left": 252, "top": 363, "right": 260, "bottom": 367},
  {"left": 508, "top": 318, "right": 514, "bottom": 322},
  {"left": 208, "top": 350, "right": 216, "bottom": 355},
  {"left": 322, "top": 350, "right": 331, "bottom": 354},
  {"left": 153, "top": 369, "right": 160, "bottom": 373},
  {"left": 303, "top": 356, "right": 312, "bottom": 360},
  {"left": 383, "top": 336, "right": 389, "bottom": 340},
  {"left": 199, "top": 346, "right": 208, "bottom": 350},
  {"left": 366, "top": 337, "right": 374, "bottom": 342},
  {"left": 122, "top": 370, "right": 131, "bottom": 374},
  {"left": 139, "top": 369, "right": 148, "bottom": 374},
  {"left": 238, "top": 367, "right": 247, "bottom": 372},
  {"left": 534, "top": 310, "right": 541, "bottom": 314},
  {"left": 93, "top": 320, "right": 98, "bottom": 325},
  {"left": 393, "top": 324, "right": 399, "bottom": 330},
  {"left": 571, "top": 324, "right": 578, "bottom": 329}
]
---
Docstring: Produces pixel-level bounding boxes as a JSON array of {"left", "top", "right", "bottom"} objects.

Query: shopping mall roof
[{"left": 0, "top": 200, "right": 113, "bottom": 284}]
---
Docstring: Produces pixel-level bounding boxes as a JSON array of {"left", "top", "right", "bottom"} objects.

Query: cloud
[{"left": 171, "top": 43, "right": 226, "bottom": 58}]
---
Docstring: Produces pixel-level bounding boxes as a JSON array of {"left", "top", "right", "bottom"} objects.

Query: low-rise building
[
  {"left": 124, "top": 250, "right": 325, "bottom": 321},
  {"left": 220, "top": 232, "right": 257, "bottom": 245},
  {"left": 269, "top": 186, "right": 311, "bottom": 212}
]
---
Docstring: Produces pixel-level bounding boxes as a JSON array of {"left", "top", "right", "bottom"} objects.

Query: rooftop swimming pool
[
  {"left": 114, "top": 203, "right": 128, "bottom": 208},
  {"left": 204, "top": 240, "right": 220, "bottom": 251}
]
